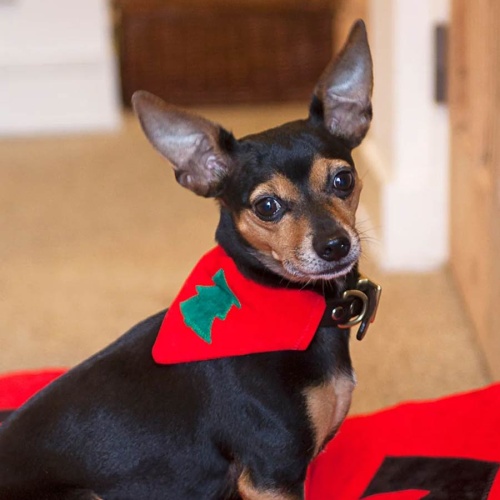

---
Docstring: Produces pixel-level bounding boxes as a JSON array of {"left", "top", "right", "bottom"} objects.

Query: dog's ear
[
  {"left": 132, "top": 91, "right": 234, "bottom": 197},
  {"left": 312, "top": 19, "right": 373, "bottom": 148}
]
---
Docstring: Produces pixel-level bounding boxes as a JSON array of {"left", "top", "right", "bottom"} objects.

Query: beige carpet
[{"left": 0, "top": 106, "right": 491, "bottom": 415}]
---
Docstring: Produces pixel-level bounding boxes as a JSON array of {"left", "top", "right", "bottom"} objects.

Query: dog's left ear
[
  {"left": 132, "top": 91, "right": 234, "bottom": 197},
  {"left": 312, "top": 19, "right": 373, "bottom": 148}
]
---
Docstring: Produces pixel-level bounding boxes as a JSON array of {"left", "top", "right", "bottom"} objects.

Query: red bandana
[{"left": 152, "top": 246, "right": 327, "bottom": 364}]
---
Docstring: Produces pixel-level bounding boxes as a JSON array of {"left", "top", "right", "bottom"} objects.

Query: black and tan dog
[{"left": 0, "top": 20, "right": 376, "bottom": 500}]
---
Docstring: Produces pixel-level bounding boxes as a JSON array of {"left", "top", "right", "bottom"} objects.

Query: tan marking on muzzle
[{"left": 236, "top": 209, "right": 309, "bottom": 257}]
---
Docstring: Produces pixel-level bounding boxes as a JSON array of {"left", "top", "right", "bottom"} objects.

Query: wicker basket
[{"left": 117, "top": 0, "right": 333, "bottom": 107}]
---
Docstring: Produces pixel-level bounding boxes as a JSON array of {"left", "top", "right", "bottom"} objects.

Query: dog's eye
[
  {"left": 332, "top": 170, "right": 354, "bottom": 193},
  {"left": 253, "top": 197, "right": 284, "bottom": 221}
]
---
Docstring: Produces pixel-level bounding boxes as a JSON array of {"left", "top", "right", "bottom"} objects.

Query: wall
[
  {"left": 358, "top": 0, "right": 450, "bottom": 271},
  {"left": 0, "top": 0, "right": 119, "bottom": 135}
]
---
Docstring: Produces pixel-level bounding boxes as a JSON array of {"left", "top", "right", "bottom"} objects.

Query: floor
[{"left": 0, "top": 105, "right": 491, "bottom": 415}]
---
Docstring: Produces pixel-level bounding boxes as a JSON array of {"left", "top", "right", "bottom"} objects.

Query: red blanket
[
  {"left": 306, "top": 383, "right": 500, "bottom": 499},
  {"left": 1, "top": 371, "right": 499, "bottom": 499},
  {"left": 0, "top": 369, "right": 65, "bottom": 411}
]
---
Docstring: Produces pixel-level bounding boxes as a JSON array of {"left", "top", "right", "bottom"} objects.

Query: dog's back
[{"left": 0, "top": 311, "right": 352, "bottom": 499}]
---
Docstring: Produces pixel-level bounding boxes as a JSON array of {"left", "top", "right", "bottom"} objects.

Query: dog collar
[{"left": 153, "top": 246, "right": 380, "bottom": 364}]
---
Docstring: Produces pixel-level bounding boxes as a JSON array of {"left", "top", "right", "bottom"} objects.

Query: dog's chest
[{"left": 304, "top": 373, "right": 355, "bottom": 454}]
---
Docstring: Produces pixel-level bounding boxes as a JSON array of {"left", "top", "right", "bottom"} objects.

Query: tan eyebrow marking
[
  {"left": 308, "top": 157, "right": 352, "bottom": 194},
  {"left": 249, "top": 174, "right": 300, "bottom": 205}
]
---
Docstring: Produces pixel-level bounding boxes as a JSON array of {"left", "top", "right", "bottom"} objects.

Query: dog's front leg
[{"left": 237, "top": 469, "right": 304, "bottom": 500}]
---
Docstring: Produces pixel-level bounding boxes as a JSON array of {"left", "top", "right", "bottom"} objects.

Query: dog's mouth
[
  {"left": 281, "top": 259, "right": 356, "bottom": 282},
  {"left": 256, "top": 251, "right": 357, "bottom": 283},
  {"left": 307, "top": 261, "right": 355, "bottom": 279},
  {"left": 278, "top": 239, "right": 361, "bottom": 282},
  {"left": 249, "top": 234, "right": 361, "bottom": 284}
]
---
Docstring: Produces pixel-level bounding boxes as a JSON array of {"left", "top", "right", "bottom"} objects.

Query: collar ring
[{"left": 337, "top": 289, "right": 368, "bottom": 329}]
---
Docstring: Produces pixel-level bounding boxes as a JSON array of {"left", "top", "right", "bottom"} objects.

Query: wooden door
[{"left": 449, "top": 0, "right": 500, "bottom": 378}]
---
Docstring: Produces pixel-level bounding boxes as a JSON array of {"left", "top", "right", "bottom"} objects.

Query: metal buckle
[
  {"left": 337, "top": 274, "right": 382, "bottom": 340},
  {"left": 337, "top": 289, "right": 368, "bottom": 329}
]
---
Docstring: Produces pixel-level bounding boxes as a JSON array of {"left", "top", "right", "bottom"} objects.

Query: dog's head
[{"left": 133, "top": 20, "right": 373, "bottom": 285}]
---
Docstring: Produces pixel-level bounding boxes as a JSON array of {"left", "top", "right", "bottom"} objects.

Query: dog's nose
[{"left": 314, "top": 236, "right": 351, "bottom": 262}]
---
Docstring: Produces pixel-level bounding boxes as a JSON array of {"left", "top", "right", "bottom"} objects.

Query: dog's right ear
[{"left": 132, "top": 91, "right": 234, "bottom": 197}]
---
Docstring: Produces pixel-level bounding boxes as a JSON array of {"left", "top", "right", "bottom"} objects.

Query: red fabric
[
  {"left": 305, "top": 383, "right": 500, "bottom": 499},
  {"left": 152, "top": 246, "right": 326, "bottom": 364},
  {"left": 0, "top": 369, "right": 65, "bottom": 409}
]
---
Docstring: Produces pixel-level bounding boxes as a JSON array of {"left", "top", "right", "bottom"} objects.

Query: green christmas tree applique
[{"left": 179, "top": 269, "right": 241, "bottom": 343}]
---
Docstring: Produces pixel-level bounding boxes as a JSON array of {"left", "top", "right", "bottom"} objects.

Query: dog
[{"left": 0, "top": 20, "right": 377, "bottom": 500}]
